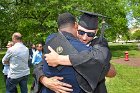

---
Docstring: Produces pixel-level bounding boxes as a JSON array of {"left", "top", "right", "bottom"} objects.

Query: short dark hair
[{"left": 57, "top": 12, "right": 76, "bottom": 29}]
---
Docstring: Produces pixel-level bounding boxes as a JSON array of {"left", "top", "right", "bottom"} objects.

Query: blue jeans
[{"left": 6, "top": 75, "right": 28, "bottom": 93}]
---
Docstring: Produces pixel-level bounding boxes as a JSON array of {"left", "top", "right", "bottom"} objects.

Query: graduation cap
[{"left": 77, "top": 9, "right": 109, "bottom": 30}]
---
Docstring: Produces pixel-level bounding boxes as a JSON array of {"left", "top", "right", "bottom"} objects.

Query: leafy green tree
[
  {"left": 0, "top": 0, "right": 140, "bottom": 48},
  {"left": 131, "top": 30, "right": 140, "bottom": 40}
]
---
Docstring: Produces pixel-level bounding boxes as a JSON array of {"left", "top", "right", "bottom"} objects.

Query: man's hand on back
[{"left": 40, "top": 76, "right": 73, "bottom": 93}]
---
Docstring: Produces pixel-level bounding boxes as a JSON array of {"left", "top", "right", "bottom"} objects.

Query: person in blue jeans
[
  {"left": 2, "top": 32, "right": 30, "bottom": 93},
  {"left": 2, "top": 41, "right": 18, "bottom": 93}
]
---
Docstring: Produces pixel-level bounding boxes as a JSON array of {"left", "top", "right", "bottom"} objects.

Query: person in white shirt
[{"left": 2, "top": 32, "right": 30, "bottom": 93}]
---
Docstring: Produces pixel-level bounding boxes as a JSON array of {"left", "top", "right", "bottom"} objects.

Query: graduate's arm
[
  {"left": 32, "top": 62, "right": 45, "bottom": 92},
  {"left": 45, "top": 46, "right": 95, "bottom": 67},
  {"left": 33, "top": 62, "right": 45, "bottom": 83},
  {"left": 46, "top": 52, "right": 113, "bottom": 77},
  {"left": 44, "top": 46, "right": 72, "bottom": 67},
  {"left": 45, "top": 46, "right": 94, "bottom": 67}
]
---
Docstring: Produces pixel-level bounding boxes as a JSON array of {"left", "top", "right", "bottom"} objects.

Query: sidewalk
[{"left": 112, "top": 58, "right": 140, "bottom": 67}]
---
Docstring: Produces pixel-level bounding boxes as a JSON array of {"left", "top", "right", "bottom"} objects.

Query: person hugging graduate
[
  {"left": 33, "top": 10, "right": 116, "bottom": 93},
  {"left": 45, "top": 10, "right": 116, "bottom": 93}
]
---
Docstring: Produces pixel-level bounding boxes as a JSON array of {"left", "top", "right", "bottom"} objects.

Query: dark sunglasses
[{"left": 78, "top": 30, "right": 95, "bottom": 37}]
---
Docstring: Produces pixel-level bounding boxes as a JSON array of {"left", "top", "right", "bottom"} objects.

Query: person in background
[
  {"left": 2, "top": 41, "right": 14, "bottom": 84},
  {"left": 31, "top": 43, "right": 43, "bottom": 92},
  {"left": 29, "top": 44, "right": 36, "bottom": 67},
  {"left": 2, "top": 41, "right": 18, "bottom": 93},
  {"left": 2, "top": 32, "right": 30, "bottom": 93},
  {"left": 32, "top": 43, "right": 43, "bottom": 65}
]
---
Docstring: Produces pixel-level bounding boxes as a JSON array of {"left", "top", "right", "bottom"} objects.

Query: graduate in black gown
[
  {"left": 33, "top": 11, "right": 116, "bottom": 93},
  {"left": 45, "top": 10, "right": 116, "bottom": 93}
]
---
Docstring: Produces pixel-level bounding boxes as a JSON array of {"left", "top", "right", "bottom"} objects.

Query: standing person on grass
[
  {"left": 2, "top": 41, "right": 14, "bottom": 84},
  {"left": 2, "top": 41, "right": 18, "bottom": 93},
  {"left": 2, "top": 32, "right": 30, "bottom": 93}
]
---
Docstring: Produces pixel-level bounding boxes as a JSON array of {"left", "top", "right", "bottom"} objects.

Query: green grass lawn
[
  {"left": 106, "top": 43, "right": 140, "bottom": 93},
  {"left": 106, "top": 63, "right": 140, "bottom": 93},
  {"left": 0, "top": 43, "right": 140, "bottom": 93}
]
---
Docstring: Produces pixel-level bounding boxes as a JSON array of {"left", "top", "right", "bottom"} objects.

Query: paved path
[{"left": 112, "top": 57, "right": 140, "bottom": 67}]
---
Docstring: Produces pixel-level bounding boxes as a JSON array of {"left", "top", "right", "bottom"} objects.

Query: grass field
[
  {"left": 0, "top": 43, "right": 140, "bottom": 93},
  {"left": 106, "top": 63, "right": 140, "bottom": 93}
]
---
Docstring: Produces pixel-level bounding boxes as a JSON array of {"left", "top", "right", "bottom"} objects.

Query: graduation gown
[
  {"left": 69, "top": 38, "right": 111, "bottom": 93},
  {"left": 33, "top": 33, "right": 111, "bottom": 93}
]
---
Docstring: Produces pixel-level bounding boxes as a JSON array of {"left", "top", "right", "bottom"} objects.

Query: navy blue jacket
[{"left": 41, "top": 32, "right": 91, "bottom": 93}]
